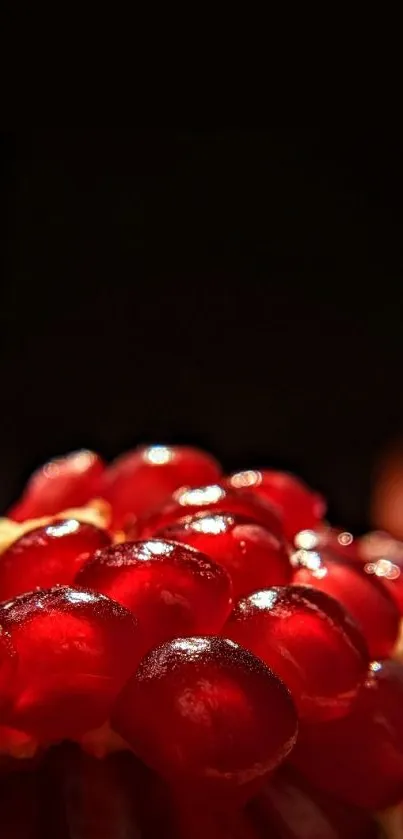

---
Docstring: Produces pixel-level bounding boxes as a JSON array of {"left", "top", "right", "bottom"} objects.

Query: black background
[{"left": 1, "top": 131, "right": 402, "bottom": 530}]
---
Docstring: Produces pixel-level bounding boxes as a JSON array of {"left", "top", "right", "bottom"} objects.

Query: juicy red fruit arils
[
  {"left": 156, "top": 513, "right": 291, "bottom": 599},
  {"left": 0, "top": 519, "right": 111, "bottom": 601},
  {"left": 0, "top": 586, "right": 143, "bottom": 742},
  {"left": 132, "top": 483, "right": 283, "bottom": 540},
  {"left": 112, "top": 636, "right": 298, "bottom": 798},
  {"left": 9, "top": 450, "right": 105, "bottom": 521},
  {"left": 76, "top": 539, "right": 233, "bottom": 653},
  {"left": 291, "top": 659, "right": 403, "bottom": 810},
  {"left": 98, "top": 445, "right": 222, "bottom": 528},
  {"left": 292, "top": 546, "right": 400, "bottom": 659},
  {"left": 225, "top": 585, "right": 368, "bottom": 722}
]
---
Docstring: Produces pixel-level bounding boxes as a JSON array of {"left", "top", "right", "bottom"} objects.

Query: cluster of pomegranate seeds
[
  {"left": 0, "top": 519, "right": 111, "bottom": 601},
  {"left": 111, "top": 636, "right": 298, "bottom": 799},
  {"left": 156, "top": 512, "right": 291, "bottom": 598},
  {"left": 0, "top": 586, "right": 142, "bottom": 741},
  {"left": 9, "top": 449, "right": 105, "bottom": 522},
  {"left": 1, "top": 443, "right": 402, "bottom": 837},
  {"left": 98, "top": 444, "right": 222, "bottom": 528},
  {"left": 76, "top": 539, "right": 233, "bottom": 652},
  {"left": 225, "top": 585, "right": 369, "bottom": 721}
]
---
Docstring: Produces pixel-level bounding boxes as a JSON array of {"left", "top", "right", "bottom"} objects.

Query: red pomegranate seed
[
  {"left": 252, "top": 767, "right": 379, "bottom": 838},
  {"left": 112, "top": 636, "right": 298, "bottom": 799},
  {"left": 76, "top": 539, "right": 233, "bottom": 652},
  {"left": 228, "top": 470, "right": 325, "bottom": 540},
  {"left": 9, "top": 450, "right": 105, "bottom": 522},
  {"left": 291, "top": 659, "right": 403, "bottom": 810},
  {"left": 0, "top": 519, "right": 111, "bottom": 601},
  {"left": 225, "top": 586, "right": 368, "bottom": 722},
  {"left": 0, "top": 586, "right": 142, "bottom": 742},
  {"left": 98, "top": 445, "right": 222, "bottom": 529},
  {"left": 156, "top": 513, "right": 291, "bottom": 599},
  {"left": 132, "top": 484, "right": 283, "bottom": 540},
  {"left": 291, "top": 547, "right": 400, "bottom": 658}
]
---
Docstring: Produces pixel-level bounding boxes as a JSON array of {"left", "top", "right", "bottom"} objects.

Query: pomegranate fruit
[
  {"left": 112, "top": 636, "right": 298, "bottom": 798},
  {"left": 0, "top": 518, "right": 111, "bottom": 601},
  {"left": 76, "top": 539, "right": 232, "bottom": 652},
  {"left": 225, "top": 585, "right": 369, "bottom": 721},
  {"left": 9, "top": 450, "right": 105, "bottom": 521},
  {"left": 0, "top": 443, "right": 400, "bottom": 837}
]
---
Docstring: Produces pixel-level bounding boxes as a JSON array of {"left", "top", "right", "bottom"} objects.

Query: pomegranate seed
[
  {"left": 98, "top": 445, "right": 222, "bottom": 529},
  {"left": 0, "top": 519, "right": 111, "bottom": 601},
  {"left": 132, "top": 484, "right": 283, "bottom": 540},
  {"left": 76, "top": 539, "right": 233, "bottom": 652},
  {"left": 9, "top": 450, "right": 105, "bottom": 522},
  {"left": 0, "top": 586, "right": 142, "bottom": 742},
  {"left": 252, "top": 767, "right": 379, "bottom": 838},
  {"left": 112, "top": 636, "right": 298, "bottom": 799},
  {"left": 228, "top": 470, "right": 325, "bottom": 540},
  {"left": 225, "top": 586, "right": 368, "bottom": 722},
  {"left": 156, "top": 513, "right": 291, "bottom": 599},
  {"left": 291, "top": 547, "right": 400, "bottom": 658},
  {"left": 291, "top": 659, "right": 403, "bottom": 810}
]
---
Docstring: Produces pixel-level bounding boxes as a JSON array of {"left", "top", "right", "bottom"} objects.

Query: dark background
[{"left": 1, "top": 131, "right": 402, "bottom": 530}]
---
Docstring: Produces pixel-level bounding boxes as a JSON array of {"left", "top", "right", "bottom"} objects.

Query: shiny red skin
[
  {"left": 291, "top": 659, "right": 403, "bottom": 810},
  {"left": 228, "top": 470, "right": 325, "bottom": 540},
  {"left": 9, "top": 450, "right": 105, "bottom": 522},
  {"left": 131, "top": 484, "right": 283, "bottom": 541},
  {"left": 0, "top": 519, "right": 111, "bottom": 601},
  {"left": 156, "top": 513, "right": 291, "bottom": 599},
  {"left": 76, "top": 540, "right": 233, "bottom": 653},
  {"left": 98, "top": 445, "right": 222, "bottom": 528},
  {"left": 0, "top": 586, "right": 142, "bottom": 742},
  {"left": 292, "top": 548, "right": 400, "bottom": 659},
  {"left": 252, "top": 767, "right": 379, "bottom": 839},
  {"left": 225, "top": 586, "right": 368, "bottom": 722},
  {"left": 112, "top": 636, "right": 298, "bottom": 798}
]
